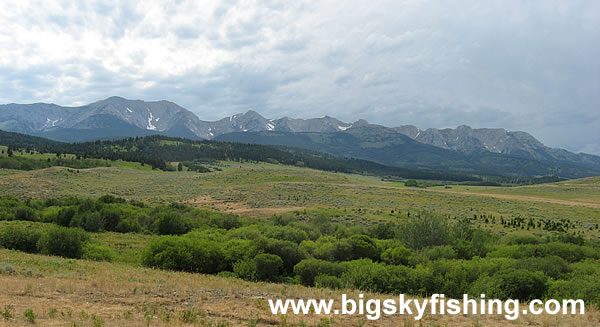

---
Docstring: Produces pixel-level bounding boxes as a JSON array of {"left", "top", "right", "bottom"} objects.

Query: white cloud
[{"left": 0, "top": 0, "right": 598, "bottom": 151}]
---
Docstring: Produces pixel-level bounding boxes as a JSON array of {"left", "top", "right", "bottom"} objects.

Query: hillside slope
[{"left": 216, "top": 126, "right": 600, "bottom": 178}]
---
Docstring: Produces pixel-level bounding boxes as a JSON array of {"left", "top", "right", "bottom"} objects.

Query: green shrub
[
  {"left": 331, "top": 240, "right": 353, "bottom": 261},
  {"left": 472, "top": 268, "right": 548, "bottom": 301},
  {"left": 82, "top": 243, "right": 116, "bottom": 262},
  {"left": 313, "top": 239, "right": 353, "bottom": 262},
  {"left": 0, "top": 210, "right": 15, "bottom": 221},
  {"left": 262, "top": 238, "right": 306, "bottom": 273},
  {"left": 0, "top": 263, "right": 16, "bottom": 275},
  {"left": 154, "top": 212, "right": 188, "bottom": 235},
  {"left": 40, "top": 206, "right": 61, "bottom": 223},
  {"left": 404, "top": 180, "right": 418, "bottom": 187},
  {"left": 314, "top": 274, "right": 343, "bottom": 289},
  {"left": 264, "top": 225, "right": 309, "bottom": 244},
  {"left": 254, "top": 253, "right": 283, "bottom": 282},
  {"left": 115, "top": 219, "right": 142, "bottom": 233},
  {"left": 232, "top": 250, "right": 286, "bottom": 283},
  {"left": 80, "top": 212, "right": 104, "bottom": 232},
  {"left": 554, "top": 233, "right": 585, "bottom": 245},
  {"left": 1, "top": 304, "right": 14, "bottom": 320},
  {"left": 14, "top": 207, "right": 37, "bottom": 221},
  {"left": 503, "top": 234, "right": 541, "bottom": 245},
  {"left": 401, "top": 211, "right": 450, "bottom": 249},
  {"left": 100, "top": 206, "right": 122, "bottom": 231},
  {"left": 76, "top": 198, "right": 97, "bottom": 214},
  {"left": 541, "top": 242, "right": 599, "bottom": 262},
  {"left": 37, "top": 226, "right": 89, "bottom": 258},
  {"left": 97, "top": 195, "right": 126, "bottom": 204},
  {"left": 340, "top": 259, "right": 391, "bottom": 293},
  {"left": 56, "top": 207, "right": 75, "bottom": 226},
  {"left": 222, "top": 239, "right": 259, "bottom": 269},
  {"left": 488, "top": 243, "right": 600, "bottom": 263},
  {"left": 386, "top": 264, "right": 434, "bottom": 296},
  {"left": 429, "top": 258, "right": 519, "bottom": 298},
  {"left": 452, "top": 238, "right": 474, "bottom": 259},
  {"left": 548, "top": 275, "right": 600, "bottom": 308},
  {"left": 519, "top": 256, "right": 570, "bottom": 279},
  {"left": 381, "top": 245, "right": 411, "bottom": 265},
  {"left": 141, "top": 236, "right": 223, "bottom": 273},
  {"left": 233, "top": 259, "right": 256, "bottom": 280},
  {"left": 24, "top": 309, "right": 36, "bottom": 324},
  {"left": 299, "top": 240, "right": 317, "bottom": 255},
  {"left": 0, "top": 225, "right": 42, "bottom": 253},
  {"left": 313, "top": 241, "right": 336, "bottom": 261},
  {"left": 294, "top": 259, "right": 346, "bottom": 286},
  {"left": 368, "top": 222, "right": 399, "bottom": 240},
  {"left": 422, "top": 245, "right": 457, "bottom": 261},
  {"left": 213, "top": 214, "right": 242, "bottom": 230},
  {"left": 226, "top": 226, "right": 262, "bottom": 240},
  {"left": 348, "top": 235, "right": 379, "bottom": 260}
]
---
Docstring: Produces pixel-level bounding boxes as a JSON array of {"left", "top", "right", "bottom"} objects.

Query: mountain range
[{"left": 1, "top": 96, "right": 599, "bottom": 178}]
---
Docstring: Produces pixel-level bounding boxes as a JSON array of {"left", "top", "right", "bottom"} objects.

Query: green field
[
  {"left": 429, "top": 178, "right": 600, "bottom": 204},
  {"left": 1, "top": 163, "right": 598, "bottom": 238}
]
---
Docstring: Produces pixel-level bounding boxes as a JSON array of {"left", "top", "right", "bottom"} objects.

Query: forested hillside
[
  {"left": 216, "top": 129, "right": 600, "bottom": 179},
  {"left": 0, "top": 130, "right": 480, "bottom": 181}
]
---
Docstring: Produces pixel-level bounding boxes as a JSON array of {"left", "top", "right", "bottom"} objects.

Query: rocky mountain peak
[
  {"left": 2, "top": 96, "right": 599, "bottom": 172},
  {"left": 353, "top": 119, "right": 369, "bottom": 127}
]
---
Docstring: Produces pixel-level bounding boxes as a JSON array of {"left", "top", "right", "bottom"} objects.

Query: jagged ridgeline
[
  {"left": 2, "top": 97, "right": 599, "bottom": 178},
  {"left": 0, "top": 130, "right": 480, "bottom": 181}
]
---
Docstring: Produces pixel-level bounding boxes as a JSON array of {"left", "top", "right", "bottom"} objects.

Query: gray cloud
[{"left": 0, "top": 0, "right": 598, "bottom": 154}]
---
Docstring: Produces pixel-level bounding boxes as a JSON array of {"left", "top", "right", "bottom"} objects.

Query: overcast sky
[{"left": 1, "top": 1, "right": 598, "bottom": 154}]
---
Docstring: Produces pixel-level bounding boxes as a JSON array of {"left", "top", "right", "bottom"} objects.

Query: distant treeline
[
  {"left": 0, "top": 151, "right": 110, "bottom": 171},
  {"left": 0, "top": 130, "right": 481, "bottom": 181},
  {"left": 479, "top": 175, "right": 567, "bottom": 185}
]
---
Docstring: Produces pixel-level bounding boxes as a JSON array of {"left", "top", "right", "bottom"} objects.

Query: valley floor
[
  {"left": 1, "top": 163, "right": 600, "bottom": 326},
  {"left": 1, "top": 164, "right": 598, "bottom": 238}
]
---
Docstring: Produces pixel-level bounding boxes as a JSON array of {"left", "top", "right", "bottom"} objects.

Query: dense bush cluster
[
  {"left": 138, "top": 208, "right": 600, "bottom": 306},
  {"left": 0, "top": 154, "right": 110, "bottom": 170},
  {"left": 0, "top": 224, "right": 111, "bottom": 260},
  {"left": 0, "top": 195, "right": 239, "bottom": 235},
  {"left": 2, "top": 195, "right": 600, "bottom": 307}
]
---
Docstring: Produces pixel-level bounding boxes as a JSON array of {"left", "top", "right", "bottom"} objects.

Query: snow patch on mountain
[
  {"left": 147, "top": 111, "right": 157, "bottom": 130},
  {"left": 45, "top": 118, "right": 60, "bottom": 128}
]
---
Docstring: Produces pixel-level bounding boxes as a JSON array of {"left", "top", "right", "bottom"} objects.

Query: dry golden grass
[{"left": 1, "top": 250, "right": 598, "bottom": 327}]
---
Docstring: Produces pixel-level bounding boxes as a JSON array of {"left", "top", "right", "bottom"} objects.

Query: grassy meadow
[
  {"left": 1, "top": 157, "right": 600, "bottom": 326},
  {"left": 1, "top": 162, "right": 598, "bottom": 237}
]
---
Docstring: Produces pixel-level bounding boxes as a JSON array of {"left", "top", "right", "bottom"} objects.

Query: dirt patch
[
  {"left": 226, "top": 206, "right": 305, "bottom": 218},
  {"left": 184, "top": 195, "right": 304, "bottom": 218}
]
